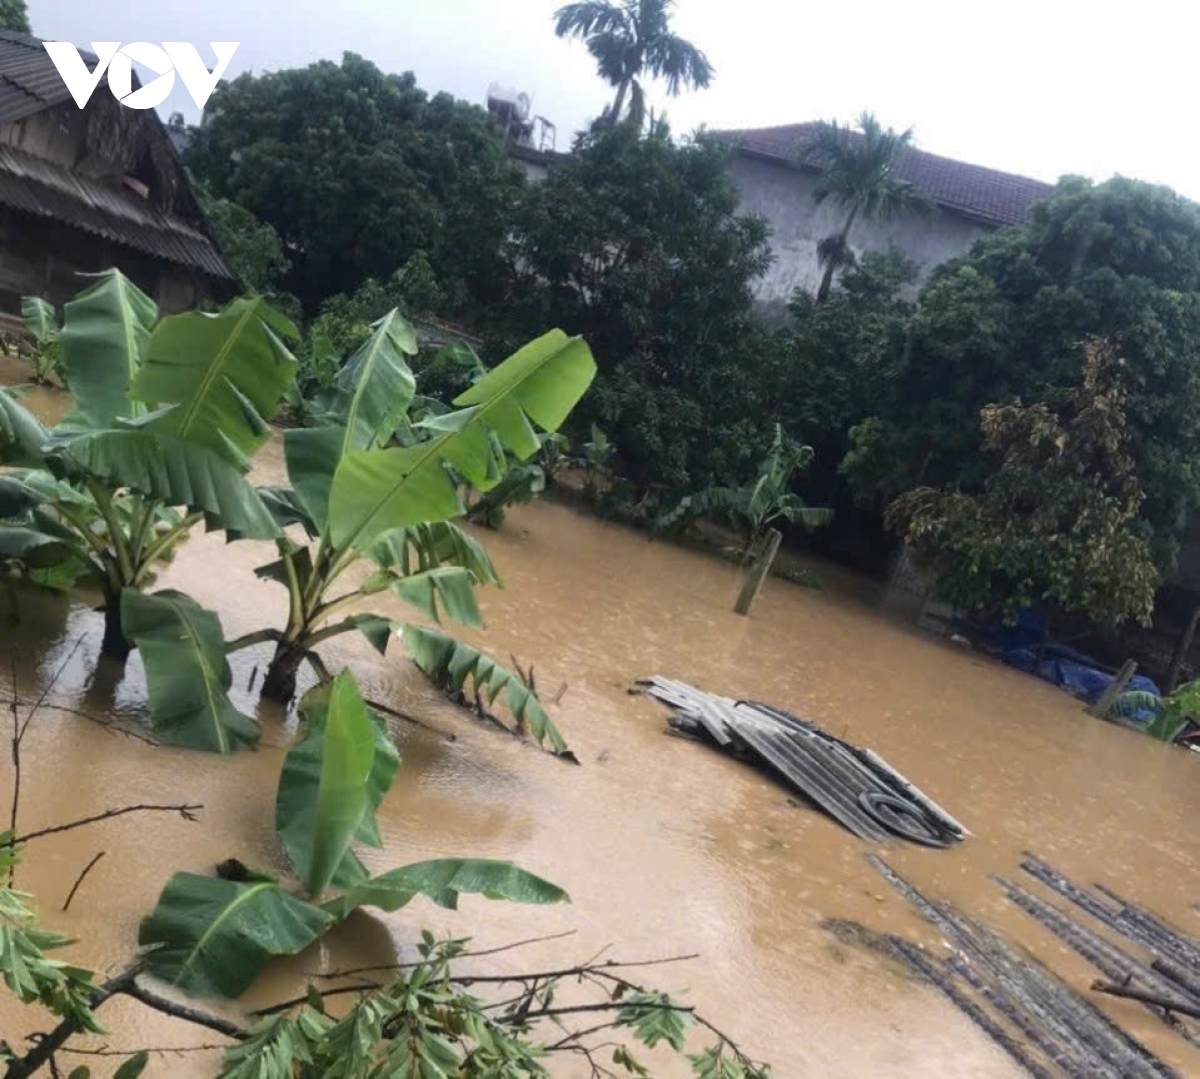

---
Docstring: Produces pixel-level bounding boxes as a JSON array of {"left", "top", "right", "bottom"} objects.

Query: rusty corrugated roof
[{"left": 0, "top": 30, "right": 232, "bottom": 279}]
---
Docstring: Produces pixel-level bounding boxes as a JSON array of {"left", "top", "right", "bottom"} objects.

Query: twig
[
  {"left": 14, "top": 803, "right": 202, "bottom": 845},
  {"left": 364, "top": 696, "right": 457, "bottom": 741},
  {"left": 62, "top": 851, "right": 104, "bottom": 912},
  {"left": 312, "top": 929, "right": 578, "bottom": 980},
  {"left": 1091, "top": 979, "right": 1200, "bottom": 1019},
  {"left": 121, "top": 980, "right": 247, "bottom": 1040},
  {"left": 7, "top": 647, "right": 19, "bottom": 883},
  {"left": 59, "top": 1044, "right": 230, "bottom": 1057}
]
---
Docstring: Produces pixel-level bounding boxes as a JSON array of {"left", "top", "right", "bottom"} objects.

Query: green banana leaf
[
  {"left": 139, "top": 873, "right": 333, "bottom": 998},
  {"left": 0, "top": 389, "right": 49, "bottom": 467},
  {"left": 0, "top": 474, "right": 46, "bottom": 517},
  {"left": 58, "top": 427, "right": 279, "bottom": 540},
  {"left": 322, "top": 858, "right": 568, "bottom": 922},
  {"left": 330, "top": 309, "right": 418, "bottom": 453},
  {"left": 389, "top": 567, "right": 483, "bottom": 628},
  {"left": 283, "top": 427, "right": 343, "bottom": 533},
  {"left": 0, "top": 525, "right": 71, "bottom": 567},
  {"left": 20, "top": 296, "right": 58, "bottom": 346},
  {"left": 369, "top": 521, "right": 501, "bottom": 586},
  {"left": 122, "top": 589, "right": 260, "bottom": 754},
  {"left": 327, "top": 331, "right": 595, "bottom": 553},
  {"left": 276, "top": 674, "right": 377, "bottom": 897},
  {"left": 401, "top": 625, "right": 568, "bottom": 754},
  {"left": 59, "top": 269, "right": 157, "bottom": 428},
  {"left": 258, "top": 485, "right": 318, "bottom": 538},
  {"left": 134, "top": 297, "right": 298, "bottom": 470}
]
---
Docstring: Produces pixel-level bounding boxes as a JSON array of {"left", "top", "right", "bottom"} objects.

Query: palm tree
[
  {"left": 554, "top": 0, "right": 713, "bottom": 129},
  {"left": 799, "top": 112, "right": 932, "bottom": 303}
]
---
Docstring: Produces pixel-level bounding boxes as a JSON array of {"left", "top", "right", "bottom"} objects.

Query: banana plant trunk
[
  {"left": 262, "top": 642, "right": 306, "bottom": 704},
  {"left": 100, "top": 589, "right": 132, "bottom": 660}
]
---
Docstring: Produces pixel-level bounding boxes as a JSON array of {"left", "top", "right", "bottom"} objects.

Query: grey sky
[{"left": 27, "top": 0, "right": 1200, "bottom": 199}]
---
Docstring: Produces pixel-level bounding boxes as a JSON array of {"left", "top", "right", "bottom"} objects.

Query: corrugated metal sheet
[
  {"left": 0, "top": 32, "right": 104, "bottom": 125},
  {"left": 0, "top": 145, "right": 231, "bottom": 277}
]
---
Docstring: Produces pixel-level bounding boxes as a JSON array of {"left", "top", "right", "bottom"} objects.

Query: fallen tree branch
[
  {"left": 14, "top": 804, "right": 202, "bottom": 845},
  {"left": 121, "top": 980, "right": 247, "bottom": 1040},
  {"left": 1091, "top": 979, "right": 1200, "bottom": 1019}
]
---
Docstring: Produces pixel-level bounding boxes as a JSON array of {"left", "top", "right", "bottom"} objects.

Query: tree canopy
[
  {"left": 0, "top": 0, "right": 29, "bottom": 32},
  {"left": 888, "top": 338, "right": 1158, "bottom": 628},
  {"left": 503, "top": 122, "right": 775, "bottom": 493},
  {"left": 555, "top": 0, "right": 713, "bottom": 128},
  {"left": 185, "top": 53, "right": 523, "bottom": 315},
  {"left": 842, "top": 175, "right": 1200, "bottom": 570}
]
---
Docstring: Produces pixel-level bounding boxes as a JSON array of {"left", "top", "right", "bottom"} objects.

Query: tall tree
[
  {"left": 554, "top": 0, "right": 713, "bottom": 129},
  {"left": 185, "top": 53, "right": 522, "bottom": 315},
  {"left": 799, "top": 112, "right": 931, "bottom": 303},
  {"left": 0, "top": 0, "right": 30, "bottom": 32}
]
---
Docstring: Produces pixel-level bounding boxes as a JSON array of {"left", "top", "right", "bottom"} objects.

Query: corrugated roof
[
  {"left": 0, "top": 31, "right": 232, "bottom": 279},
  {"left": 0, "top": 145, "right": 230, "bottom": 277},
  {"left": 0, "top": 30, "right": 107, "bottom": 125},
  {"left": 714, "top": 121, "right": 1054, "bottom": 228}
]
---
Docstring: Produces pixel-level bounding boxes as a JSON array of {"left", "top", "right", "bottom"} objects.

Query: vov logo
[{"left": 42, "top": 42, "right": 240, "bottom": 111}]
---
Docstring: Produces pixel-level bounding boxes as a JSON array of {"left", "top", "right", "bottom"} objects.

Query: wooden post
[
  {"left": 734, "top": 528, "right": 782, "bottom": 616},
  {"left": 1086, "top": 659, "right": 1137, "bottom": 719}
]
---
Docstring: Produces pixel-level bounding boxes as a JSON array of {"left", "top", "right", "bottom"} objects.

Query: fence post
[{"left": 734, "top": 528, "right": 783, "bottom": 616}]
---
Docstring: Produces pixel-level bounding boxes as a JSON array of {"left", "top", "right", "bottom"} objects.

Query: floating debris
[
  {"left": 640, "top": 676, "right": 967, "bottom": 847},
  {"left": 829, "top": 854, "right": 1198, "bottom": 1077}
]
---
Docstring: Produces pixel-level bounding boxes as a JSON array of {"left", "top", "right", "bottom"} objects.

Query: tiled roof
[
  {"left": 0, "top": 31, "right": 232, "bottom": 279},
  {"left": 714, "top": 122, "right": 1054, "bottom": 228}
]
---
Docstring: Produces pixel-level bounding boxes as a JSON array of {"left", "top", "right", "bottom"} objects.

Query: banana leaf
[
  {"left": 122, "top": 589, "right": 260, "bottom": 754},
  {"left": 276, "top": 674, "right": 377, "bottom": 897},
  {"left": 389, "top": 567, "right": 483, "bottom": 628},
  {"left": 322, "top": 858, "right": 568, "bottom": 922},
  {"left": 20, "top": 296, "right": 57, "bottom": 346},
  {"left": 327, "top": 331, "right": 595, "bottom": 553},
  {"left": 59, "top": 269, "right": 157, "bottom": 428},
  {"left": 283, "top": 426, "right": 343, "bottom": 533},
  {"left": 0, "top": 389, "right": 49, "bottom": 467},
  {"left": 134, "top": 297, "right": 298, "bottom": 470},
  {"left": 57, "top": 427, "right": 279, "bottom": 540},
  {"left": 0, "top": 475, "right": 46, "bottom": 517},
  {"left": 258, "top": 485, "right": 318, "bottom": 538},
  {"left": 369, "top": 521, "right": 500, "bottom": 586},
  {"left": 330, "top": 309, "right": 418, "bottom": 453},
  {"left": 0, "top": 525, "right": 71, "bottom": 567},
  {"left": 401, "top": 625, "right": 568, "bottom": 754},
  {"left": 139, "top": 873, "right": 333, "bottom": 998}
]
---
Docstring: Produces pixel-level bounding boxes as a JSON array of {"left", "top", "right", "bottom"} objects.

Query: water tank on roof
[{"left": 487, "top": 83, "right": 531, "bottom": 122}]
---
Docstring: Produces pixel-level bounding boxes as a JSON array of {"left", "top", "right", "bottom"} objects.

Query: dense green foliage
[
  {"left": 0, "top": 0, "right": 29, "bottom": 33},
  {"left": 554, "top": 0, "right": 713, "bottom": 128},
  {"left": 186, "top": 53, "right": 523, "bottom": 315},
  {"left": 843, "top": 177, "right": 1200, "bottom": 572},
  {"left": 505, "top": 123, "right": 776, "bottom": 493},
  {"left": 888, "top": 339, "right": 1158, "bottom": 627},
  {"left": 195, "top": 182, "right": 292, "bottom": 296}
]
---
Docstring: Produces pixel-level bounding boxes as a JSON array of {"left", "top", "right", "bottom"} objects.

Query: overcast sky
[{"left": 27, "top": 0, "right": 1200, "bottom": 199}]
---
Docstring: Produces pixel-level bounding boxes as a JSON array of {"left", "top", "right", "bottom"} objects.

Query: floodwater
[{"left": 0, "top": 371, "right": 1197, "bottom": 1077}]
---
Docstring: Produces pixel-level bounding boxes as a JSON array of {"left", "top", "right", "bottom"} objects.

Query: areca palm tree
[
  {"left": 554, "top": 0, "right": 713, "bottom": 129},
  {"left": 799, "top": 112, "right": 932, "bottom": 303}
]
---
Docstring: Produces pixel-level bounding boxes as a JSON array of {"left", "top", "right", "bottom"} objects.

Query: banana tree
[
  {"left": 139, "top": 671, "right": 568, "bottom": 998},
  {"left": 222, "top": 311, "right": 595, "bottom": 724},
  {"left": 0, "top": 271, "right": 295, "bottom": 657},
  {"left": 658, "top": 424, "right": 833, "bottom": 556},
  {"left": 0, "top": 296, "right": 62, "bottom": 384}
]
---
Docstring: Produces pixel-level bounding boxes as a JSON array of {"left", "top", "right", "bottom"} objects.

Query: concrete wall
[{"left": 730, "top": 155, "right": 994, "bottom": 319}]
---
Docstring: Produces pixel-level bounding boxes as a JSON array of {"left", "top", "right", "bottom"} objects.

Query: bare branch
[
  {"left": 121, "top": 980, "right": 247, "bottom": 1040},
  {"left": 14, "top": 804, "right": 202, "bottom": 845},
  {"left": 62, "top": 851, "right": 105, "bottom": 912},
  {"left": 1091, "top": 979, "right": 1200, "bottom": 1019}
]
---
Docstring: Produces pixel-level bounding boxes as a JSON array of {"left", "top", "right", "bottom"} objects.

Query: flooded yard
[{"left": 0, "top": 386, "right": 1197, "bottom": 1076}]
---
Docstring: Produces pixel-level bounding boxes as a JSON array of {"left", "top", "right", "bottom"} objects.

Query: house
[
  {"left": 0, "top": 31, "right": 234, "bottom": 319},
  {"left": 713, "top": 122, "right": 1055, "bottom": 317}
]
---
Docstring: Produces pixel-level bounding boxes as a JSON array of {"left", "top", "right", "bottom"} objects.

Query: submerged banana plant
[
  {"left": 0, "top": 270, "right": 295, "bottom": 657},
  {"left": 139, "top": 671, "right": 568, "bottom": 998},
  {"left": 658, "top": 424, "right": 833, "bottom": 554},
  {"left": 216, "top": 310, "right": 594, "bottom": 754}
]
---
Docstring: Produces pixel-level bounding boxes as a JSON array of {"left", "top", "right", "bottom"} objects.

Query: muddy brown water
[{"left": 0, "top": 371, "right": 1197, "bottom": 1076}]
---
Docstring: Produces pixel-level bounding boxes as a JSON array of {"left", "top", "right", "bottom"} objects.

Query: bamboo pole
[
  {"left": 734, "top": 528, "right": 782, "bottom": 616},
  {"left": 1087, "top": 659, "right": 1138, "bottom": 718}
]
